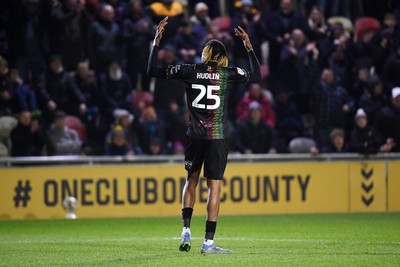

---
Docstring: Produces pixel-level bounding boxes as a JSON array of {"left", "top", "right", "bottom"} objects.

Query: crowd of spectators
[{"left": 0, "top": 0, "right": 400, "bottom": 157}]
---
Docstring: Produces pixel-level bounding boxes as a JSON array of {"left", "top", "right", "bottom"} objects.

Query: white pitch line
[{"left": 1, "top": 237, "right": 400, "bottom": 246}]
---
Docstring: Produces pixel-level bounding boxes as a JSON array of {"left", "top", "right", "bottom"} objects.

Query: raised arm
[
  {"left": 234, "top": 26, "right": 261, "bottom": 83},
  {"left": 147, "top": 17, "right": 169, "bottom": 78}
]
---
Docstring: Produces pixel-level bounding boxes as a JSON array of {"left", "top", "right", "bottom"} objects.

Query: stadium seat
[
  {"left": 65, "top": 115, "right": 87, "bottom": 143},
  {"left": 354, "top": 17, "right": 381, "bottom": 43}
]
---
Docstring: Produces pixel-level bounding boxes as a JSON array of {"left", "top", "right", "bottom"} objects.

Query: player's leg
[
  {"left": 179, "top": 137, "right": 205, "bottom": 252},
  {"left": 201, "top": 139, "right": 231, "bottom": 254},
  {"left": 179, "top": 169, "right": 200, "bottom": 252},
  {"left": 205, "top": 178, "right": 221, "bottom": 238}
]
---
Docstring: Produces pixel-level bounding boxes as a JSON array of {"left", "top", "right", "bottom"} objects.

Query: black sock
[
  {"left": 182, "top": 208, "right": 193, "bottom": 228},
  {"left": 205, "top": 220, "right": 217, "bottom": 240}
]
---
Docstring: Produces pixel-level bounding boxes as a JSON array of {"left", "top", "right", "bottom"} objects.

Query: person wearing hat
[
  {"left": 104, "top": 108, "right": 142, "bottom": 155},
  {"left": 148, "top": 17, "right": 261, "bottom": 254},
  {"left": 104, "top": 125, "right": 134, "bottom": 156},
  {"left": 373, "top": 87, "right": 400, "bottom": 152},
  {"left": 190, "top": 2, "right": 211, "bottom": 43},
  {"left": 349, "top": 108, "right": 387, "bottom": 154}
]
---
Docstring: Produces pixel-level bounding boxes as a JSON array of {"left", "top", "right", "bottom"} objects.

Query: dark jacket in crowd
[
  {"left": 234, "top": 119, "right": 275, "bottom": 154},
  {"left": 50, "top": 3, "right": 91, "bottom": 70},
  {"left": 260, "top": 8, "right": 306, "bottom": 71},
  {"left": 87, "top": 18, "right": 121, "bottom": 72},
  {"left": 349, "top": 125, "right": 384, "bottom": 154},
  {"left": 123, "top": 11, "right": 154, "bottom": 67},
  {"left": 358, "top": 90, "right": 387, "bottom": 124},
  {"left": 37, "top": 69, "right": 85, "bottom": 115},
  {"left": 374, "top": 104, "right": 400, "bottom": 152},
  {"left": 10, "top": 122, "right": 44, "bottom": 156},
  {"left": 314, "top": 80, "right": 354, "bottom": 128},
  {"left": 98, "top": 71, "right": 132, "bottom": 114},
  {"left": 382, "top": 51, "right": 400, "bottom": 95}
]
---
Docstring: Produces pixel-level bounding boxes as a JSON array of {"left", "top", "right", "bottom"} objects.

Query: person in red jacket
[{"left": 236, "top": 82, "right": 275, "bottom": 128}]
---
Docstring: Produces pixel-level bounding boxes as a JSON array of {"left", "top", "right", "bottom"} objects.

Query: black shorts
[{"left": 184, "top": 137, "right": 229, "bottom": 180}]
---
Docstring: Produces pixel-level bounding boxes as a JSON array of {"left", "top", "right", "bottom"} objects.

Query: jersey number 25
[{"left": 191, "top": 84, "right": 221, "bottom": 110}]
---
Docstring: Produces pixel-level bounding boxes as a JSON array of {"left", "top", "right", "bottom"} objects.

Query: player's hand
[
  {"left": 154, "top": 16, "right": 168, "bottom": 46},
  {"left": 234, "top": 26, "right": 253, "bottom": 52}
]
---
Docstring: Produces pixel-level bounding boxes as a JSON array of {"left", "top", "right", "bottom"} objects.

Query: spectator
[
  {"left": 70, "top": 60, "right": 100, "bottom": 123},
  {"left": 358, "top": 74, "right": 387, "bottom": 124},
  {"left": 173, "top": 20, "right": 201, "bottom": 64},
  {"left": 0, "top": 56, "right": 8, "bottom": 87},
  {"left": 319, "top": 22, "right": 352, "bottom": 73},
  {"left": 98, "top": 60, "right": 133, "bottom": 118},
  {"left": 51, "top": 0, "right": 91, "bottom": 71},
  {"left": 165, "top": 107, "right": 188, "bottom": 153},
  {"left": 171, "top": 139, "right": 184, "bottom": 155},
  {"left": 349, "top": 108, "right": 386, "bottom": 154},
  {"left": 313, "top": 68, "right": 354, "bottom": 148},
  {"left": 152, "top": 45, "right": 186, "bottom": 121},
  {"left": 8, "top": 0, "right": 48, "bottom": 84},
  {"left": 104, "top": 124, "right": 134, "bottom": 156},
  {"left": 146, "top": 0, "right": 184, "bottom": 45},
  {"left": 9, "top": 69, "right": 39, "bottom": 113},
  {"left": 304, "top": 5, "right": 327, "bottom": 42},
  {"left": 279, "top": 28, "right": 319, "bottom": 113},
  {"left": 260, "top": 0, "right": 306, "bottom": 78},
  {"left": 190, "top": 2, "right": 211, "bottom": 43},
  {"left": 37, "top": 55, "right": 86, "bottom": 122},
  {"left": 46, "top": 110, "right": 82, "bottom": 155},
  {"left": 350, "top": 67, "right": 370, "bottom": 102},
  {"left": 137, "top": 106, "right": 166, "bottom": 155},
  {"left": 104, "top": 0, "right": 129, "bottom": 27},
  {"left": 373, "top": 87, "right": 400, "bottom": 152},
  {"left": 327, "top": 45, "right": 352, "bottom": 91},
  {"left": 233, "top": 101, "right": 276, "bottom": 154},
  {"left": 230, "top": 0, "right": 259, "bottom": 69},
  {"left": 70, "top": 60, "right": 104, "bottom": 153},
  {"left": 0, "top": 87, "right": 14, "bottom": 116},
  {"left": 131, "top": 89, "right": 153, "bottom": 125},
  {"left": 10, "top": 110, "right": 44, "bottom": 156},
  {"left": 202, "top": 20, "right": 233, "bottom": 61},
  {"left": 236, "top": 83, "right": 275, "bottom": 128},
  {"left": 122, "top": 0, "right": 154, "bottom": 91},
  {"left": 0, "top": 58, "right": 15, "bottom": 116},
  {"left": 272, "top": 89, "right": 303, "bottom": 152},
  {"left": 108, "top": 108, "right": 142, "bottom": 154},
  {"left": 148, "top": 137, "right": 166, "bottom": 155},
  {"left": 382, "top": 48, "right": 400, "bottom": 98},
  {"left": 321, "top": 128, "right": 348, "bottom": 153},
  {"left": 317, "top": 0, "right": 363, "bottom": 20},
  {"left": 371, "top": 13, "right": 400, "bottom": 74},
  {"left": 87, "top": 4, "right": 121, "bottom": 73}
]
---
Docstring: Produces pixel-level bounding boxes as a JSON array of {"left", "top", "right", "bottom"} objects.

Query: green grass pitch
[{"left": 0, "top": 213, "right": 399, "bottom": 266}]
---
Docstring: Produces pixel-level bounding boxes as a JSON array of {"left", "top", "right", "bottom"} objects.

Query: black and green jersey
[{"left": 148, "top": 45, "right": 261, "bottom": 139}]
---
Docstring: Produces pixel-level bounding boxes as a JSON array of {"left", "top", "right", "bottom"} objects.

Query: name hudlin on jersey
[{"left": 196, "top": 73, "right": 220, "bottom": 80}]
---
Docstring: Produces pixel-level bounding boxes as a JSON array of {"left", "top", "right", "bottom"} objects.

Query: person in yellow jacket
[{"left": 147, "top": 0, "right": 184, "bottom": 44}]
